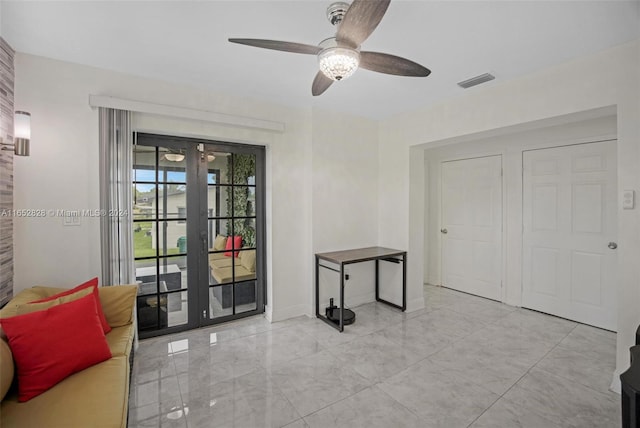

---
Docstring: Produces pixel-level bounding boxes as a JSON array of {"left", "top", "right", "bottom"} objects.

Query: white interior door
[
  {"left": 522, "top": 141, "right": 617, "bottom": 331},
  {"left": 441, "top": 155, "right": 503, "bottom": 300}
]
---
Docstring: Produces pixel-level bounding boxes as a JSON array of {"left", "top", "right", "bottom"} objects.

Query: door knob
[
  {"left": 608, "top": 242, "right": 617, "bottom": 250},
  {"left": 441, "top": 228, "right": 448, "bottom": 234}
]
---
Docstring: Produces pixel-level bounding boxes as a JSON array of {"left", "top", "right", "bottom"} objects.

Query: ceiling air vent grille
[{"left": 457, "top": 73, "right": 495, "bottom": 89}]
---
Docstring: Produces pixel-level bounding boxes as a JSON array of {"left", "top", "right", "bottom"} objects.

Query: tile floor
[{"left": 128, "top": 284, "right": 620, "bottom": 428}]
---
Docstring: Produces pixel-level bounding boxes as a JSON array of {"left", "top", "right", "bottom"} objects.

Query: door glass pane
[
  {"left": 167, "top": 290, "right": 188, "bottom": 327},
  {"left": 137, "top": 296, "right": 167, "bottom": 332},
  {"left": 235, "top": 281, "right": 257, "bottom": 314},
  {"left": 133, "top": 222, "right": 156, "bottom": 258},
  {"left": 209, "top": 285, "right": 233, "bottom": 318},
  {"left": 234, "top": 251, "right": 257, "bottom": 282},
  {"left": 232, "top": 186, "right": 256, "bottom": 217},
  {"left": 209, "top": 251, "right": 234, "bottom": 286},
  {"left": 133, "top": 184, "right": 155, "bottom": 220},
  {"left": 158, "top": 149, "right": 187, "bottom": 176},
  {"left": 233, "top": 218, "right": 256, "bottom": 248},
  {"left": 231, "top": 153, "right": 256, "bottom": 185},
  {"left": 207, "top": 185, "right": 225, "bottom": 218},
  {"left": 210, "top": 152, "right": 232, "bottom": 184},
  {"left": 157, "top": 184, "right": 186, "bottom": 219},
  {"left": 135, "top": 260, "right": 157, "bottom": 294},
  {"left": 137, "top": 290, "right": 188, "bottom": 331},
  {"left": 133, "top": 145, "right": 156, "bottom": 182},
  {"left": 156, "top": 220, "right": 186, "bottom": 257},
  {"left": 208, "top": 218, "right": 231, "bottom": 244}
]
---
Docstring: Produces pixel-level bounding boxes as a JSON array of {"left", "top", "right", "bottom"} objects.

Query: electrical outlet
[{"left": 345, "top": 274, "right": 350, "bottom": 280}]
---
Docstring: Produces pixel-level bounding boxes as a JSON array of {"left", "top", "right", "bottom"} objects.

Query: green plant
[{"left": 226, "top": 154, "right": 256, "bottom": 247}]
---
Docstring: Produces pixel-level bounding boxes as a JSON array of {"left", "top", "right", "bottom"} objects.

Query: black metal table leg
[
  {"left": 375, "top": 259, "right": 379, "bottom": 302},
  {"left": 339, "top": 263, "right": 345, "bottom": 332},
  {"left": 402, "top": 252, "right": 407, "bottom": 311},
  {"left": 315, "top": 255, "right": 320, "bottom": 317}
]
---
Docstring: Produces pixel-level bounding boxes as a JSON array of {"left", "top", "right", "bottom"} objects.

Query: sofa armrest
[{"left": 98, "top": 285, "right": 138, "bottom": 328}]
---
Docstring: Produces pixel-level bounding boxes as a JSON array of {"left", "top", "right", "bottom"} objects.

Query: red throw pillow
[
  {"left": 1, "top": 293, "right": 112, "bottom": 402},
  {"left": 30, "top": 278, "right": 111, "bottom": 334},
  {"left": 224, "top": 236, "right": 242, "bottom": 258}
]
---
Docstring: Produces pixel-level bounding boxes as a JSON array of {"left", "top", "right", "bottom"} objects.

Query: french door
[{"left": 132, "top": 133, "right": 265, "bottom": 338}]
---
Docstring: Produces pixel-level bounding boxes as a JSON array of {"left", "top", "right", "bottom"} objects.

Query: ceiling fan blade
[
  {"left": 336, "top": 0, "right": 390, "bottom": 48},
  {"left": 360, "top": 51, "right": 431, "bottom": 77},
  {"left": 312, "top": 71, "right": 333, "bottom": 96},
  {"left": 228, "top": 38, "right": 321, "bottom": 55}
]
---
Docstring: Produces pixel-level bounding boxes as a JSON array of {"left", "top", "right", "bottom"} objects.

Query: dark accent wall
[{"left": 0, "top": 38, "right": 15, "bottom": 306}]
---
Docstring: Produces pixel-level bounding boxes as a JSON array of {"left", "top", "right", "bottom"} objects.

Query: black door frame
[{"left": 134, "top": 133, "right": 266, "bottom": 339}]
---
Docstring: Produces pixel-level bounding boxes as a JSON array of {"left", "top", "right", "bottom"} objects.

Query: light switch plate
[
  {"left": 623, "top": 190, "right": 635, "bottom": 209},
  {"left": 63, "top": 212, "right": 81, "bottom": 226}
]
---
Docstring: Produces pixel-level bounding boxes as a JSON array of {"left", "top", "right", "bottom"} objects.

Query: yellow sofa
[
  {"left": 0, "top": 285, "right": 137, "bottom": 428},
  {"left": 209, "top": 249, "right": 257, "bottom": 284}
]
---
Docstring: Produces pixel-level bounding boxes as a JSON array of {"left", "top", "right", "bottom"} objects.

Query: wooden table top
[{"left": 316, "top": 246, "right": 406, "bottom": 264}]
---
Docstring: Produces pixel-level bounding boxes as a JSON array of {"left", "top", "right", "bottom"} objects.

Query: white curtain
[{"left": 99, "top": 108, "right": 134, "bottom": 286}]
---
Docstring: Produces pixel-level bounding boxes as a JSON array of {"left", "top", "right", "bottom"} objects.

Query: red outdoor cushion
[
  {"left": 224, "top": 236, "right": 242, "bottom": 258},
  {"left": 30, "top": 277, "right": 111, "bottom": 334},
  {"left": 1, "top": 293, "right": 112, "bottom": 402}
]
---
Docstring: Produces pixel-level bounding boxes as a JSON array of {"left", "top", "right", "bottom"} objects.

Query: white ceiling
[{"left": 2, "top": 1, "right": 639, "bottom": 119}]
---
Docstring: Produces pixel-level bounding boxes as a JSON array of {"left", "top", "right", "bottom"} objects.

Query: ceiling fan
[{"left": 228, "top": 0, "right": 431, "bottom": 96}]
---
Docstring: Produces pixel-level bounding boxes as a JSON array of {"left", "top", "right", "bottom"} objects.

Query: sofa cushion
[
  {"left": 0, "top": 355, "right": 130, "bottom": 428},
  {"left": 224, "top": 235, "right": 242, "bottom": 257},
  {"left": 211, "top": 257, "right": 234, "bottom": 270},
  {"left": 0, "top": 288, "right": 52, "bottom": 319},
  {"left": 16, "top": 286, "right": 93, "bottom": 315},
  {"left": 98, "top": 285, "right": 138, "bottom": 328},
  {"left": 31, "top": 278, "right": 111, "bottom": 334},
  {"left": 212, "top": 266, "right": 257, "bottom": 284},
  {"left": 1, "top": 294, "right": 112, "bottom": 402},
  {"left": 209, "top": 252, "right": 226, "bottom": 263},
  {"left": 213, "top": 234, "right": 227, "bottom": 251},
  {"left": 0, "top": 339, "right": 13, "bottom": 402},
  {"left": 240, "top": 250, "right": 256, "bottom": 273}
]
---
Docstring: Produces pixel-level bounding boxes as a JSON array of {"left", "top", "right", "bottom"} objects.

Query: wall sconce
[{"left": 1, "top": 111, "right": 31, "bottom": 156}]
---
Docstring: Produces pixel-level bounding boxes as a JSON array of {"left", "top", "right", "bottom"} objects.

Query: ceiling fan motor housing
[{"left": 327, "top": 2, "right": 350, "bottom": 26}]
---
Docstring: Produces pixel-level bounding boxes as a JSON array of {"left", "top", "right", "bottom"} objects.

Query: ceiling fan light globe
[
  {"left": 165, "top": 153, "right": 185, "bottom": 162},
  {"left": 318, "top": 47, "right": 360, "bottom": 81}
]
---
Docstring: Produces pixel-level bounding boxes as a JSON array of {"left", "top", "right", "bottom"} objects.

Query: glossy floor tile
[{"left": 128, "top": 284, "right": 619, "bottom": 428}]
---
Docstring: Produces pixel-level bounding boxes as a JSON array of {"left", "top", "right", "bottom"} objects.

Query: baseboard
[
  {"left": 610, "top": 368, "right": 622, "bottom": 395},
  {"left": 270, "top": 303, "right": 311, "bottom": 323},
  {"left": 343, "top": 291, "right": 376, "bottom": 309},
  {"left": 267, "top": 292, "right": 423, "bottom": 324}
]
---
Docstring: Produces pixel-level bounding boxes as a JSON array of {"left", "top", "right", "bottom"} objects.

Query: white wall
[
  {"left": 379, "top": 40, "right": 640, "bottom": 389},
  {"left": 14, "top": 53, "right": 383, "bottom": 322},
  {"left": 13, "top": 53, "right": 323, "bottom": 322},
  {"left": 311, "top": 108, "right": 379, "bottom": 310}
]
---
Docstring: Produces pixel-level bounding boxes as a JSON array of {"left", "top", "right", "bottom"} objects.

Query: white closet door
[
  {"left": 441, "top": 155, "right": 503, "bottom": 300},
  {"left": 522, "top": 141, "right": 617, "bottom": 330}
]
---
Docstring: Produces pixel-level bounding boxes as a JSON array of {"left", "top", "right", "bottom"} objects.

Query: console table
[{"left": 315, "top": 246, "right": 407, "bottom": 332}]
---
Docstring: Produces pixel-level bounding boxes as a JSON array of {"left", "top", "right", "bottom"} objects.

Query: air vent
[{"left": 457, "top": 73, "right": 495, "bottom": 89}]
